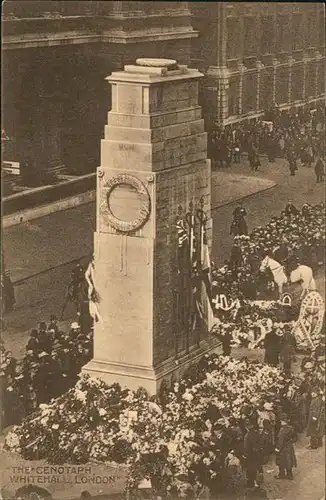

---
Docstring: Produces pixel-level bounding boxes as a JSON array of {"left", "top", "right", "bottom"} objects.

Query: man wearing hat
[
  {"left": 37, "top": 322, "right": 53, "bottom": 354},
  {"left": 307, "top": 390, "right": 325, "bottom": 449},
  {"left": 48, "top": 315, "right": 59, "bottom": 335},
  {"left": 243, "top": 419, "right": 264, "bottom": 488},
  {"left": 284, "top": 200, "right": 299, "bottom": 217},
  {"left": 70, "top": 322, "right": 81, "bottom": 338},
  {"left": 26, "top": 329, "right": 41, "bottom": 354},
  {"left": 314, "top": 156, "right": 324, "bottom": 183},
  {"left": 35, "top": 352, "right": 51, "bottom": 404},
  {"left": 275, "top": 413, "right": 297, "bottom": 479},
  {"left": 263, "top": 328, "right": 281, "bottom": 367}
]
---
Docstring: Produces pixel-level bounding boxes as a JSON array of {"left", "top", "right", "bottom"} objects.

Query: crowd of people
[
  {"left": 0, "top": 317, "right": 93, "bottom": 427},
  {"left": 218, "top": 335, "right": 325, "bottom": 493},
  {"left": 208, "top": 104, "right": 325, "bottom": 179},
  {"left": 212, "top": 200, "right": 325, "bottom": 300}
]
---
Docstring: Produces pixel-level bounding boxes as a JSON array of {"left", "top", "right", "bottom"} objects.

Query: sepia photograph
[{"left": 1, "top": 2, "right": 325, "bottom": 499}]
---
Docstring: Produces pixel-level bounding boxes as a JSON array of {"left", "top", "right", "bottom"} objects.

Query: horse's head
[{"left": 260, "top": 255, "right": 268, "bottom": 272}]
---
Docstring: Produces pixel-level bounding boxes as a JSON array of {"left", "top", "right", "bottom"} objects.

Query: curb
[
  {"left": 12, "top": 254, "right": 92, "bottom": 286},
  {"left": 211, "top": 181, "right": 277, "bottom": 212},
  {"left": 3, "top": 190, "right": 96, "bottom": 228}
]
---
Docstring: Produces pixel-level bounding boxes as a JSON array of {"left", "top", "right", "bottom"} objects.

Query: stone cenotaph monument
[{"left": 83, "top": 58, "right": 215, "bottom": 393}]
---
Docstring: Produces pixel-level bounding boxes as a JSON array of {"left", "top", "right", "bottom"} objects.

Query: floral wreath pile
[{"left": 5, "top": 354, "right": 293, "bottom": 498}]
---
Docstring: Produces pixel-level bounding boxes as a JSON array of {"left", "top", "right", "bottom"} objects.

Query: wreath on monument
[{"left": 101, "top": 173, "right": 151, "bottom": 233}]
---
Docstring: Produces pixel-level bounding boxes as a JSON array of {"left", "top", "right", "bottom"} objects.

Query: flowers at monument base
[
  {"left": 212, "top": 305, "right": 296, "bottom": 349},
  {"left": 5, "top": 355, "right": 290, "bottom": 497}
]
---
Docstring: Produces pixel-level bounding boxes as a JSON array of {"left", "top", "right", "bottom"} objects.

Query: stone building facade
[
  {"left": 2, "top": 1, "right": 325, "bottom": 180},
  {"left": 191, "top": 2, "right": 325, "bottom": 129}
]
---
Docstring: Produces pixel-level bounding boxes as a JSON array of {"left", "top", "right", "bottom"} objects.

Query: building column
[
  {"left": 302, "top": 53, "right": 310, "bottom": 101},
  {"left": 288, "top": 55, "right": 296, "bottom": 105},
  {"left": 314, "top": 50, "right": 323, "bottom": 96},
  {"left": 272, "top": 58, "right": 279, "bottom": 105},
  {"left": 256, "top": 61, "right": 264, "bottom": 112},
  {"left": 203, "top": 3, "right": 228, "bottom": 127},
  {"left": 237, "top": 62, "right": 247, "bottom": 116},
  {"left": 206, "top": 67, "right": 230, "bottom": 126}
]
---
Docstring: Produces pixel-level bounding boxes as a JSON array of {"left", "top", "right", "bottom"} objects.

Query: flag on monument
[
  {"left": 188, "top": 214, "right": 201, "bottom": 331},
  {"left": 176, "top": 217, "right": 188, "bottom": 274},
  {"left": 200, "top": 224, "right": 215, "bottom": 331}
]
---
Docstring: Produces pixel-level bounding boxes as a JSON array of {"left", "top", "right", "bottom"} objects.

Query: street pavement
[{"left": 1, "top": 156, "right": 325, "bottom": 499}]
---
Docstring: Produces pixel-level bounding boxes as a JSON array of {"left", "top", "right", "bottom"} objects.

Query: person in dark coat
[
  {"left": 306, "top": 391, "right": 325, "bottom": 449},
  {"left": 37, "top": 323, "right": 53, "bottom": 353},
  {"left": 221, "top": 330, "right": 232, "bottom": 356},
  {"left": 275, "top": 413, "right": 297, "bottom": 479},
  {"left": 48, "top": 315, "right": 59, "bottom": 335},
  {"left": 264, "top": 329, "right": 281, "bottom": 367},
  {"left": 279, "top": 331, "right": 297, "bottom": 373},
  {"left": 230, "top": 205, "right": 248, "bottom": 236},
  {"left": 314, "top": 157, "right": 324, "bottom": 183},
  {"left": 287, "top": 151, "right": 297, "bottom": 176},
  {"left": 273, "top": 238, "right": 289, "bottom": 264},
  {"left": 243, "top": 419, "right": 264, "bottom": 488},
  {"left": 284, "top": 200, "right": 299, "bottom": 217},
  {"left": 1, "top": 251, "right": 15, "bottom": 313}
]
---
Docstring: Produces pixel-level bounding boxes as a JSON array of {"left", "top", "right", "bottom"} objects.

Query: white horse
[
  {"left": 290, "top": 264, "right": 317, "bottom": 299},
  {"left": 260, "top": 255, "right": 288, "bottom": 299}
]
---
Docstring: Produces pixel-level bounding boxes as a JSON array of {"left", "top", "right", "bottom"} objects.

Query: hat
[
  {"left": 38, "top": 351, "right": 48, "bottom": 358},
  {"left": 71, "top": 322, "right": 80, "bottom": 329},
  {"left": 263, "top": 402, "right": 273, "bottom": 411},
  {"left": 280, "top": 413, "right": 289, "bottom": 423}
]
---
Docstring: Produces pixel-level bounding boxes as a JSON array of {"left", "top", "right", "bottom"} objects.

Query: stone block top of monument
[{"left": 106, "top": 58, "right": 203, "bottom": 84}]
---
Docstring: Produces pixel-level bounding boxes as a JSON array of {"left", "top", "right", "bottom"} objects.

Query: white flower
[
  {"left": 98, "top": 408, "right": 107, "bottom": 416},
  {"left": 5, "top": 431, "right": 20, "bottom": 449},
  {"left": 52, "top": 424, "right": 59, "bottom": 430},
  {"left": 182, "top": 391, "right": 194, "bottom": 402},
  {"left": 75, "top": 389, "right": 87, "bottom": 403}
]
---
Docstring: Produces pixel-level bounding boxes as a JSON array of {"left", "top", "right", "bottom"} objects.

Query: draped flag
[
  {"left": 200, "top": 223, "right": 215, "bottom": 331},
  {"left": 188, "top": 212, "right": 201, "bottom": 332},
  {"left": 176, "top": 217, "right": 188, "bottom": 274}
]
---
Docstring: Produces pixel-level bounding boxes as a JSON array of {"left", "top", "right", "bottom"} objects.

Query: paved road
[{"left": 2, "top": 157, "right": 325, "bottom": 358}]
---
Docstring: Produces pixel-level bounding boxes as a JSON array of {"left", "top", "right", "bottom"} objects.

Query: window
[
  {"left": 276, "top": 66, "right": 289, "bottom": 104},
  {"left": 226, "top": 17, "right": 239, "bottom": 60},
  {"left": 228, "top": 76, "right": 239, "bottom": 116},
  {"left": 277, "top": 15, "right": 290, "bottom": 53},
  {"left": 244, "top": 17, "right": 256, "bottom": 57},
  {"left": 291, "top": 65, "right": 303, "bottom": 101},
  {"left": 305, "top": 61, "right": 316, "bottom": 98},
  {"left": 242, "top": 72, "right": 257, "bottom": 113},
  {"left": 318, "top": 12, "right": 325, "bottom": 48},
  {"left": 261, "top": 67, "right": 274, "bottom": 109},
  {"left": 317, "top": 59, "right": 325, "bottom": 95},
  {"left": 261, "top": 16, "right": 274, "bottom": 55},
  {"left": 292, "top": 14, "right": 303, "bottom": 51},
  {"left": 306, "top": 11, "right": 317, "bottom": 48}
]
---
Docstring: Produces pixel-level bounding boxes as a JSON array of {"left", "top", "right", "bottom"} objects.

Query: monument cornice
[{"left": 107, "top": 67, "right": 203, "bottom": 84}]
